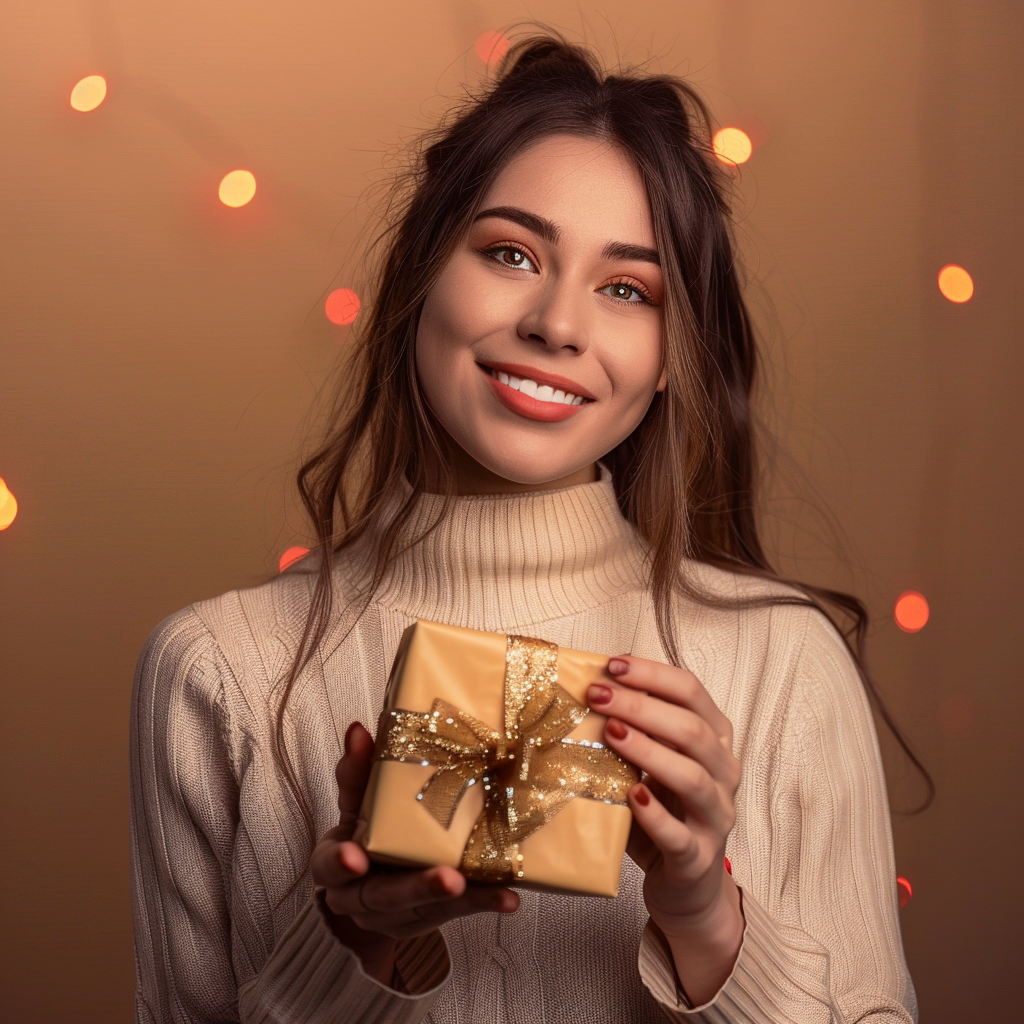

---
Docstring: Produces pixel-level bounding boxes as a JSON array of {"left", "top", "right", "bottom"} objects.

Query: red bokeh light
[
  {"left": 325, "top": 288, "right": 361, "bottom": 326},
  {"left": 897, "top": 876, "right": 913, "bottom": 908},
  {"left": 894, "top": 591, "right": 929, "bottom": 633},
  {"left": 475, "top": 31, "right": 510, "bottom": 67},
  {"left": 278, "top": 546, "right": 310, "bottom": 572}
]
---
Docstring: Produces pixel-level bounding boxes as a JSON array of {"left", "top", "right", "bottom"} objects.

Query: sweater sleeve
[
  {"left": 637, "top": 610, "right": 918, "bottom": 1023},
  {"left": 129, "top": 608, "right": 450, "bottom": 1024}
]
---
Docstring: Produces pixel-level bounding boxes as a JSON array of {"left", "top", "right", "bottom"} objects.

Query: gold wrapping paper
[{"left": 353, "top": 620, "right": 638, "bottom": 897}]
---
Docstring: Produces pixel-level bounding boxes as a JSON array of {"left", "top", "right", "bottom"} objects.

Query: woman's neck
[{"left": 424, "top": 441, "right": 599, "bottom": 496}]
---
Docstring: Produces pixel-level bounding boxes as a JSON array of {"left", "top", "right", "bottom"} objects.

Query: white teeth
[{"left": 484, "top": 366, "right": 586, "bottom": 406}]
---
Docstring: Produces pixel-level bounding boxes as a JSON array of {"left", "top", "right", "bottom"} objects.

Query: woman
[{"left": 130, "top": 34, "right": 924, "bottom": 1023}]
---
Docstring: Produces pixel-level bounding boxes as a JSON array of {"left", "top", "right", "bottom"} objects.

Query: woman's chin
[{"left": 456, "top": 444, "right": 599, "bottom": 490}]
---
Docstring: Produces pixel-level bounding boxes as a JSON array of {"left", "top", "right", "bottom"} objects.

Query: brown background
[{"left": 1, "top": 1, "right": 1020, "bottom": 1020}]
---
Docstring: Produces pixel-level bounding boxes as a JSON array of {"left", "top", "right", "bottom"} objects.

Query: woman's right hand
[{"left": 310, "top": 721, "right": 520, "bottom": 985}]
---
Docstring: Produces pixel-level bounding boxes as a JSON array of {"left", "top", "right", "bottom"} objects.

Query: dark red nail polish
[
  {"left": 608, "top": 658, "right": 629, "bottom": 675},
  {"left": 606, "top": 719, "right": 628, "bottom": 740},
  {"left": 633, "top": 784, "right": 650, "bottom": 807},
  {"left": 724, "top": 856, "right": 732, "bottom": 875},
  {"left": 588, "top": 683, "right": 612, "bottom": 705}
]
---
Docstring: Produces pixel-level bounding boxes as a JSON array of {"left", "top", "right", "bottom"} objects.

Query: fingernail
[
  {"left": 588, "top": 683, "right": 612, "bottom": 705},
  {"left": 608, "top": 658, "right": 629, "bottom": 675},
  {"left": 606, "top": 719, "right": 628, "bottom": 741},
  {"left": 632, "top": 784, "right": 651, "bottom": 807}
]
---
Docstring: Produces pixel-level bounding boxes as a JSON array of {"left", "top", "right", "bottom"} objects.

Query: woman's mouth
[{"left": 478, "top": 364, "right": 591, "bottom": 422}]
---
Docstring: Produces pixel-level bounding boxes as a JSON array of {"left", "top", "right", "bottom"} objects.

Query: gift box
[{"left": 353, "top": 620, "right": 638, "bottom": 897}]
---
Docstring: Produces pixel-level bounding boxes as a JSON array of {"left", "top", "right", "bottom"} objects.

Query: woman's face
[{"left": 415, "top": 133, "right": 666, "bottom": 488}]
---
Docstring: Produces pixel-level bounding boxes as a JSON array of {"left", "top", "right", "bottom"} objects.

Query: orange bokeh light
[
  {"left": 897, "top": 876, "right": 913, "bottom": 908},
  {"left": 713, "top": 127, "right": 753, "bottom": 166},
  {"left": 894, "top": 591, "right": 929, "bottom": 633},
  {"left": 278, "top": 546, "right": 311, "bottom": 572},
  {"left": 218, "top": 169, "right": 257, "bottom": 208},
  {"left": 325, "top": 288, "right": 361, "bottom": 326},
  {"left": 70, "top": 75, "right": 107, "bottom": 112},
  {"left": 0, "top": 477, "right": 18, "bottom": 530},
  {"left": 475, "top": 31, "right": 510, "bottom": 67},
  {"left": 937, "top": 264, "right": 973, "bottom": 303}
]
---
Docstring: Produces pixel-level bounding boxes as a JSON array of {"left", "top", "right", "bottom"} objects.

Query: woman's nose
[{"left": 515, "top": 278, "right": 590, "bottom": 354}]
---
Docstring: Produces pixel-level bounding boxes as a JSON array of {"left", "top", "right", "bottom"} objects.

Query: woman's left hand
[{"left": 588, "top": 655, "right": 742, "bottom": 936}]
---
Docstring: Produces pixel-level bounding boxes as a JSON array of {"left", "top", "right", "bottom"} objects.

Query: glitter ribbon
[{"left": 376, "top": 634, "right": 638, "bottom": 882}]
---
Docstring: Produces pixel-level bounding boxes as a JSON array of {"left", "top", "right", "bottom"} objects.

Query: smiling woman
[
  {"left": 130, "top": 31, "right": 925, "bottom": 1024},
  {"left": 416, "top": 136, "right": 666, "bottom": 484}
]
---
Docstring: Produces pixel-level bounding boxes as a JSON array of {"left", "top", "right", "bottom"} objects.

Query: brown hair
[{"left": 277, "top": 31, "right": 933, "bottom": 864}]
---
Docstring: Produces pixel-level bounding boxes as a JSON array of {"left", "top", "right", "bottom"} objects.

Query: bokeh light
[
  {"left": 218, "top": 170, "right": 257, "bottom": 208},
  {"left": 325, "top": 288, "right": 361, "bottom": 326},
  {"left": 278, "top": 546, "right": 310, "bottom": 572},
  {"left": 894, "top": 591, "right": 930, "bottom": 633},
  {"left": 713, "top": 127, "right": 753, "bottom": 166},
  {"left": 70, "top": 75, "right": 107, "bottom": 112},
  {"left": 897, "top": 876, "right": 913, "bottom": 908},
  {"left": 475, "top": 31, "right": 510, "bottom": 67},
  {"left": 0, "top": 478, "right": 18, "bottom": 530},
  {"left": 937, "top": 264, "right": 974, "bottom": 303}
]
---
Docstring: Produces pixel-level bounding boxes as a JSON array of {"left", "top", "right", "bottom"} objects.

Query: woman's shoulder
[
  {"left": 677, "top": 559, "right": 856, "bottom": 675},
  {"left": 136, "top": 566, "right": 319, "bottom": 702}
]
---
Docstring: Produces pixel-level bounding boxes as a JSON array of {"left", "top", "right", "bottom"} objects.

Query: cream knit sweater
[{"left": 129, "top": 473, "right": 917, "bottom": 1023}]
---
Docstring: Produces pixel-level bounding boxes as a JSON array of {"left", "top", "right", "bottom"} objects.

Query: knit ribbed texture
[{"left": 129, "top": 473, "right": 917, "bottom": 1023}]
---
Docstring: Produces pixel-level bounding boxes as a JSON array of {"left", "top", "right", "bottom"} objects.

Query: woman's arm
[
  {"left": 129, "top": 608, "right": 449, "bottom": 1024},
  {"left": 635, "top": 609, "right": 918, "bottom": 1022}
]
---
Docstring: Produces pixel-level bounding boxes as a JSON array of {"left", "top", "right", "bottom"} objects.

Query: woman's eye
[
  {"left": 486, "top": 246, "right": 536, "bottom": 272},
  {"left": 601, "top": 282, "right": 650, "bottom": 304}
]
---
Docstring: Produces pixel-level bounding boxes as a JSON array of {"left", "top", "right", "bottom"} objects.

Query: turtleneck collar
[{"left": 361, "top": 468, "right": 649, "bottom": 632}]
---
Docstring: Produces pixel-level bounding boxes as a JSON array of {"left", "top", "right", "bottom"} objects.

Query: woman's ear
[{"left": 656, "top": 367, "right": 668, "bottom": 393}]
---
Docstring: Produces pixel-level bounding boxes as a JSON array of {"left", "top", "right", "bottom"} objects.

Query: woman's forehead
[{"left": 478, "top": 134, "right": 656, "bottom": 250}]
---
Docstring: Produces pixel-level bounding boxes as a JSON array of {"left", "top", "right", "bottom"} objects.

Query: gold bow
[{"left": 375, "top": 634, "right": 638, "bottom": 882}]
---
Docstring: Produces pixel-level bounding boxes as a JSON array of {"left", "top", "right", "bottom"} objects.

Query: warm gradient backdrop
[{"left": 1, "top": 2, "right": 1020, "bottom": 1020}]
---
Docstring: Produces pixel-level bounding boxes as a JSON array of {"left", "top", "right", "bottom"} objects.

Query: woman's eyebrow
[
  {"left": 601, "top": 241, "right": 661, "bottom": 267},
  {"left": 475, "top": 206, "right": 560, "bottom": 244},
  {"left": 474, "top": 206, "right": 660, "bottom": 267}
]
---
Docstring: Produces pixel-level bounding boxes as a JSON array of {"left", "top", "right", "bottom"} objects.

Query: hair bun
[{"left": 492, "top": 32, "right": 599, "bottom": 86}]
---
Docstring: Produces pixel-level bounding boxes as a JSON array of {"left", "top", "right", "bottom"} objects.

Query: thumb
[{"left": 335, "top": 721, "right": 375, "bottom": 838}]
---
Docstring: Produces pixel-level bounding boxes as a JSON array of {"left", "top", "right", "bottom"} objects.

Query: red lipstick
[{"left": 477, "top": 364, "right": 590, "bottom": 423}]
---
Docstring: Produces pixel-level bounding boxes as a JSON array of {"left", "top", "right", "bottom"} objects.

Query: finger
[
  {"left": 311, "top": 838, "right": 370, "bottom": 889},
  {"left": 335, "top": 721, "right": 375, "bottom": 834},
  {"left": 587, "top": 682, "right": 733, "bottom": 782},
  {"left": 326, "top": 864, "right": 465, "bottom": 918},
  {"left": 349, "top": 884, "right": 520, "bottom": 938},
  {"left": 628, "top": 782, "right": 700, "bottom": 864},
  {"left": 375, "top": 882, "right": 520, "bottom": 927},
  {"left": 604, "top": 719, "right": 736, "bottom": 835},
  {"left": 606, "top": 657, "right": 733, "bottom": 746}
]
